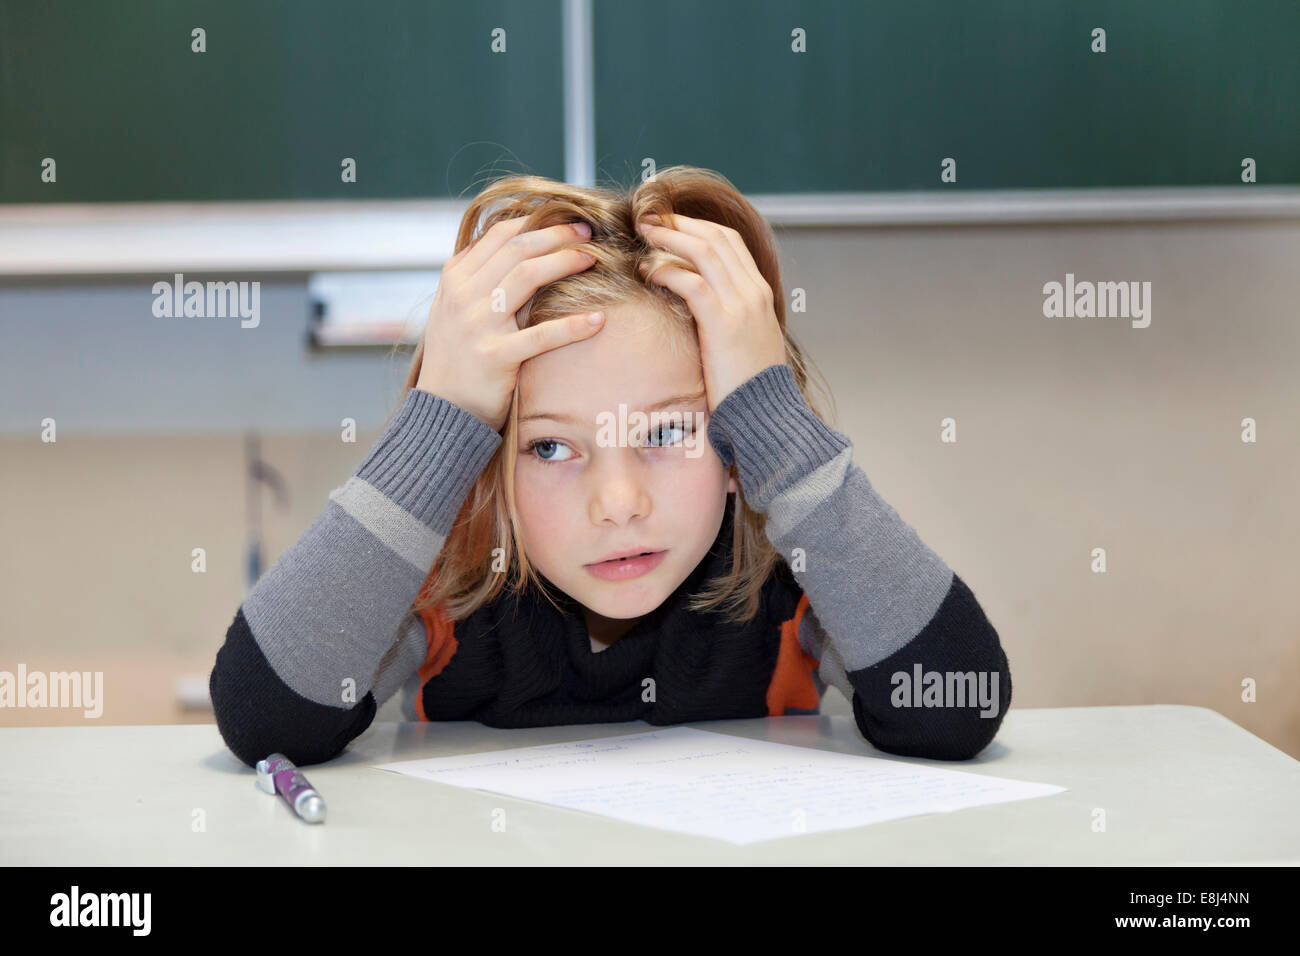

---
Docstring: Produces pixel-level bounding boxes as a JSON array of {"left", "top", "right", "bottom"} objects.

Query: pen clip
[{"left": 254, "top": 755, "right": 283, "bottom": 794}]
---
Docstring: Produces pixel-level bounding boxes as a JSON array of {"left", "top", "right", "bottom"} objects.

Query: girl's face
[{"left": 513, "top": 304, "right": 738, "bottom": 630}]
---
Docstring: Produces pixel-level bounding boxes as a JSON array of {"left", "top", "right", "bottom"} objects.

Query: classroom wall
[{"left": 2, "top": 216, "right": 1296, "bottom": 757}]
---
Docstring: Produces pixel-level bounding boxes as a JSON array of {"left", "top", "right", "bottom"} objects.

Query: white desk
[{"left": 1, "top": 705, "right": 1296, "bottom": 865}]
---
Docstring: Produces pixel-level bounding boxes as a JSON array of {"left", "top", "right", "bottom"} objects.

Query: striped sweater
[{"left": 209, "top": 363, "right": 1012, "bottom": 767}]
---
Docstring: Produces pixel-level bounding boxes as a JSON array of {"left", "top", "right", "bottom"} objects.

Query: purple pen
[{"left": 255, "top": 753, "right": 326, "bottom": 824}]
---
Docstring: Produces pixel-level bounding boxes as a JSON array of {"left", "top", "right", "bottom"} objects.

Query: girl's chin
[{"left": 578, "top": 585, "right": 671, "bottom": 621}]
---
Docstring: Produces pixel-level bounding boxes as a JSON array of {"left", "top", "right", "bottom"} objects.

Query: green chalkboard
[
  {"left": 0, "top": 0, "right": 565, "bottom": 202},
  {"left": 592, "top": 0, "right": 1300, "bottom": 191},
  {"left": 3, "top": 0, "right": 1295, "bottom": 202}
]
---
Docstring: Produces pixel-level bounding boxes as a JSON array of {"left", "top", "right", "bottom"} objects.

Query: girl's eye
[
  {"left": 526, "top": 439, "right": 574, "bottom": 463},
  {"left": 646, "top": 421, "right": 693, "bottom": 446}
]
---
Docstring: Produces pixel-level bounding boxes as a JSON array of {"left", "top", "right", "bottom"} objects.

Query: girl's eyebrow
[{"left": 519, "top": 389, "right": 705, "bottom": 426}]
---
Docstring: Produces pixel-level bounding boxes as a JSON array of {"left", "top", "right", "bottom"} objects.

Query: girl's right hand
[{"left": 415, "top": 217, "right": 604, "bottom": 432}]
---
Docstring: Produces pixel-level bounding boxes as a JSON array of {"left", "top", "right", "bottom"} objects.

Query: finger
[
  {"left": 640, "top": 263, "right": 725, "bottom": 322},
  {"left": 645, "top": 213, "right": 770, "bottom": 297},
  {"left": 455, "top": 216, "right": 531, "bottom": 279},
  {"left": 442, "top": 238, "right": 477, "bottom": 271},
  {"left": 472, "top": 220, "right": 593, "bottom": 298},
  {"left": 649, "top": 217, "right": 774, "bottom": 313},
  {"left": 717, "top": 227, "right": 768, "bottom": 292},
  {"left": 646, "top": 213, "right": 752, "bottom": 279},
  {"left": 498, "top": 310, "right": 606, "bottom": 365},
  {"left": 483, "top": 246, "right": 595, "bottom": 320},
  {"left": 638, "top": 218, "right": 747, "bottom": 304}
]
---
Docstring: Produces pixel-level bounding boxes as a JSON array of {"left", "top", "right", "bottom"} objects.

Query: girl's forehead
[
  {"left": 518, "top": 309, "right": 700, "bottom": 409},
  {"left": 517, "top": 326, "right": 704, "bottom": 424}
]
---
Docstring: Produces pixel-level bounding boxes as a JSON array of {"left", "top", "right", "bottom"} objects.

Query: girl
[{"left": 210, "top": 166, "right": 1011, "bottom": 768}]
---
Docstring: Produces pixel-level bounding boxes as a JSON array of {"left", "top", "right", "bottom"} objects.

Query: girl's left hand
[{"left": 637, "top": 213, "right": 788, "bottom": 412}]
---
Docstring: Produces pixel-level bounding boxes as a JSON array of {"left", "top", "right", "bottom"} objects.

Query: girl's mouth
[{"left": 584, "top": 550, "right": 667, "bottom": 582}]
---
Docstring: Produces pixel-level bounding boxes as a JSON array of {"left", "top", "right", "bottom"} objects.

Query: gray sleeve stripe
[
  {"left": 706, "top": 363, "right": 850, "bottom": 512},
  {"left": 354, "top": 387, "right": 502, "bottom": 533},
  {"left": 399, "top": 668, "right": 424, "bottom": 722},
  {"left": 771, "top": 464, "right": 954, "bottom": 672},
  {"left": 242, "top": 503, "right": 430, "bottom": 707},
  {"left": 329, "top": 476, "right": 444, "bottom": 573},
  {"left": 763, "top": 446, "right": 853, "bottom": 541},
  {"left": 799, "top": 608, "right": 855, "bottom": 702},
  {"left": 370, "top": 610, "right": 429, "bottom": 709}
]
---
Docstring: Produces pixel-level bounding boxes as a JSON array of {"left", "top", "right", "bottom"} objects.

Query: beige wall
[{"left": 3, "top": 217, "right": 1297, "bottom": 758}]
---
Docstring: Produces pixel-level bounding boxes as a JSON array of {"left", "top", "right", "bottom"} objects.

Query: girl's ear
[{"left": 727, "top": 471, "right": 738, "bottom": 494}]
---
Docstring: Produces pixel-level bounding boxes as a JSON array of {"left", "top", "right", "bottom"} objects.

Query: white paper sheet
[{"left": 373, "top": 727, "right": 1067, "bottom": 845}]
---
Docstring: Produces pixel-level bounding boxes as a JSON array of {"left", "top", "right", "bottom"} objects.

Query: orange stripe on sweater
[
  {"left": 766, "top": 592, "right": 821, "bottom": 716},
  {"left": 413, "top": 601, "right": 458, "bottom": 722}
]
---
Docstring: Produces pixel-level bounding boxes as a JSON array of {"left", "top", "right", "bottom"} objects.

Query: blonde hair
[{"left": 391, "top": 165, "right": 838, "bottom": 625}]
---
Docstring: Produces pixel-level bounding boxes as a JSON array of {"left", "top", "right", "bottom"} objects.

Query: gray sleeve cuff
[
  {"left": 707, "top": 363, "right": 850, "bottom": 512},
  {"left": 354, "top": 387, "right": 502, "bottom": 533}
]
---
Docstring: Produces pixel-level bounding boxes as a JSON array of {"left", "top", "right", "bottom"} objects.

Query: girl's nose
[{"left": 587, "top": 458, "right": 652, "bottom": 526}]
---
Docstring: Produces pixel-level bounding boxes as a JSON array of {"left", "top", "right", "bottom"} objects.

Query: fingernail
[
  {"left": 574, "top": 222, "right": 592, "bottom": 237},
  {"left": 586, "top": 311, "right": 604, "bottom": 325}
]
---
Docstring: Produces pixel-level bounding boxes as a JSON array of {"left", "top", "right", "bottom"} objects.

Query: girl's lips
[{"left": 584, "top": 550, "right": 667, "bottom": 582}]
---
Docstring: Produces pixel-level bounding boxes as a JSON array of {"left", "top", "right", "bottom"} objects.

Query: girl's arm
[
  {"left": 707, "top": 363, "right": 1012, "bottom": 761},
  {"left": 208, "top": 387, "right": 501, "bottom": 767}
]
